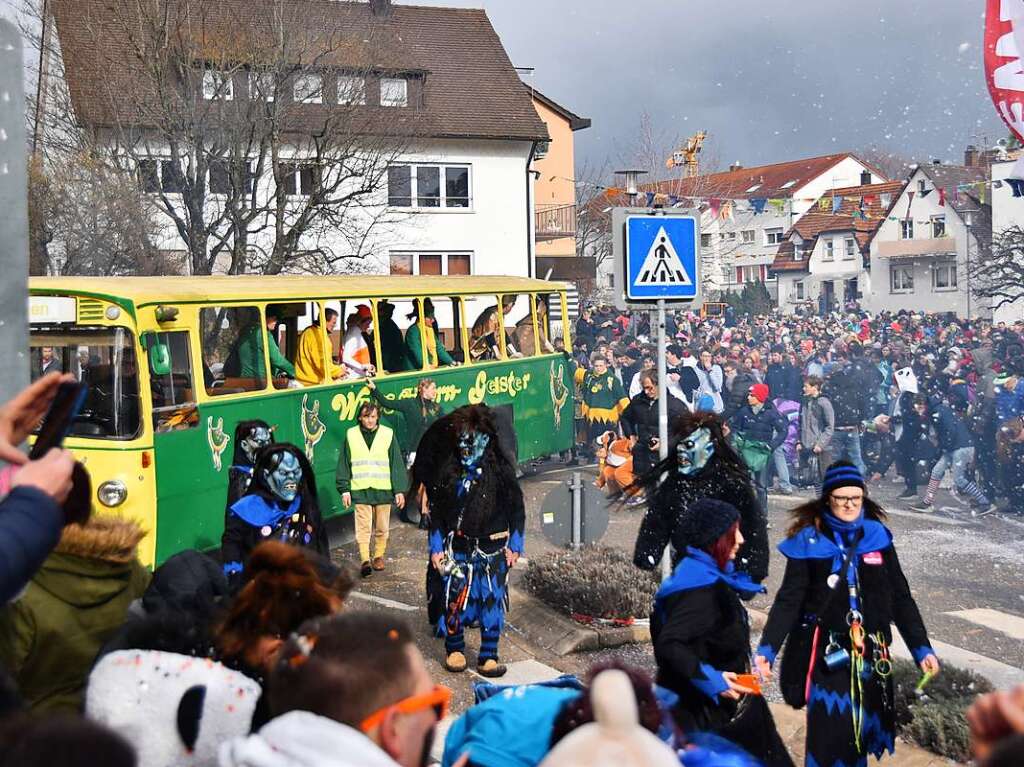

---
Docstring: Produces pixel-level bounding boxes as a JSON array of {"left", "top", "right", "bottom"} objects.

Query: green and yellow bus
[{"left": 28, "top": 275, "right": 575, "bottom": 567}]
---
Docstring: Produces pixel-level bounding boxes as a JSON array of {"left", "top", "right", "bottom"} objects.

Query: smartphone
[
  {"left": 29, "top": 382, "right": 87, "bottom": 459},
  {"left": 735, "top": 674, "right": 763, "bottom": 695}
]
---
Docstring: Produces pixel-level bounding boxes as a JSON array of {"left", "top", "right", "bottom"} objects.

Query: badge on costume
[
  {"left": 862, "top": 551, "right": 883, "bottom": 566},
  {"left": 260, "top": 525, "right": 272, "bottom": 537}
]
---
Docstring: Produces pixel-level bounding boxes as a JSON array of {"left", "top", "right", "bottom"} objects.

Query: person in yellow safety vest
[
  {"left": 342, "top": 305, "right": 375, "bottom": 379},
  {"left": 335, "top": 402, "right": 406, "bottom": 578},
  {"left": 294, "top": 308, "right": 346, "bottom": 386},
  {"left": 405, "top": 298, "right": 455, "bottom": 370}
]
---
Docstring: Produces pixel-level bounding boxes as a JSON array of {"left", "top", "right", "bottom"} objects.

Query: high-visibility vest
[{"left": 347, "top": 424, "right": 394, "bottom": 491}]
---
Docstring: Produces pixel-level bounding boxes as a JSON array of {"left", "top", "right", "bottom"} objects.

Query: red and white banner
[{"left": 986, "top": 0, "right": 1024, "bottom": 176}]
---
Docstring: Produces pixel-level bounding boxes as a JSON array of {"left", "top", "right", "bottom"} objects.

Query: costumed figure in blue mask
[
  {"left": 225, "top": 420, "right": 274, "bottom": 509},
  {"left": 754, "top": 461, "right": 939, "bottom": 767},
  {"left": 221, "top": 443, "right": 329, "bottom": 587},
  {"left": 652, "top": 499, "right": 793, "bottom": 767},
  {"left": 632, "top": 411, "right": 769, "bottom": 586},
  {"left": 410, "top": 405, "right": 525, "bottom": 678}
]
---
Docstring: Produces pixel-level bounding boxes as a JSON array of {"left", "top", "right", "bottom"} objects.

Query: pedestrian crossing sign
[{"left": 624, "top": 214, "right": 700, "bottom": 302}]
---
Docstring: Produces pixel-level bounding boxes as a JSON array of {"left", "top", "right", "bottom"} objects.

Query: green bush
[
  {"left": 890, "top": 658, "right": 992, "bottom": 762},
  {"left": 522, "top": 545, "right": 660, "bottom": 620}
]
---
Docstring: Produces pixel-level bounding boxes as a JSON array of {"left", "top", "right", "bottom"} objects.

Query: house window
[
  {"left": 138, "top": 159, "right": 160, "bottom": 193},
  {"left": 139, "top": 159, "right": 183, "bottom": 194},
  {"left": 249, "top": 72, "right": 275, "bottom": 101},
  {"left": 293, "top": 73, "right": 323, "bottom": 104},
  {"left": 780, "top": 180, "right": 796, "bottom": 189},
  {"left": 202, "top": 70, "right": 233, "bottom": 101},
  {"left": 208, "top": 160, "right": 254, "bottom": 195},
  {"left": 794, "top": 248, "right": 806, "bottom": 262},
  {"left": 279, "top": 163, "right": 319, "bottom": 197},
  {"left": 338, "top": 75, "right": 366, "bottom": 106},
  {"left": 700, "top": 233, "right": 712, "bottom": 248},
  {"left": 900, "top": 219, "right": 914, "bottom": 240},
  {"left": 844, "top": 238, "right": 856, "bottom": 259},
  {"left": 932, "top": 216, "right": 946, "bottom": 238},
  {"left": 387, "top": 164, "right": 471, "bottom": 208},
  {"left": 725, "top": 232, "right": 736, "bottom": 242},
  {"left": 795, "top": 281, "right": 805, "bottom": 300},
  {"left": 736, "top": 265, "right": 760, "bottom": 283},
  {"left": 741, "top": 229, "right": 755, "bottom": 244},
  {"left": 891, "top": 265, "right": 914, "bottom": 293},
  {"left": 389, "top": 252, "right": 473, "bottom": 276},
  {"left": 932, "top": 262, "right": 958, "bottom": 291},
  {"left": 381, "top": 77, "right": 408, "bottom": 107},
  {"left": 917, "top": 179, "right": 927, "bottom": 194},
  {"left": 824, "top": 240, "right": 835, "bottom": 261},
  {"left": 765, "top": 228, "right": 784, "bottom": 245}
]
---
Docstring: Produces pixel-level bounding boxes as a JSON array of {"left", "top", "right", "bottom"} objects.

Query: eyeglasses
[
  {"left": 360, "top": 684, "right": 452, "bottom": 733},
  {"left": 830, "top": 494, "right": 864, "bottom": 506}
]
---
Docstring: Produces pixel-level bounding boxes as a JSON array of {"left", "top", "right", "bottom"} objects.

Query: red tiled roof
[
  {"left": 52, "top": 0, "right": 550, "bottom": 142},
  {"left": 770, "top": 181, "right": 906, "bottom": 272},
  {"left": 643, "top": 153, "right": 886, "bottom": 200}
]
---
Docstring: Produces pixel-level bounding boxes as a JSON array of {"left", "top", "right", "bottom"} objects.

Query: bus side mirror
[{"left": 141, "top": 333, "right": 171, "bottom": 377}]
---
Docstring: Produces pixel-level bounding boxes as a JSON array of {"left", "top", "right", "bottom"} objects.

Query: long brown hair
[{"left": 785, "top": 496, "right": 888, "bottom": 538}]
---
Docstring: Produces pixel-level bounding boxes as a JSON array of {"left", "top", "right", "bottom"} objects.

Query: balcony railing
[
  {"left": 535, "top": 204, "right": 576, "bottom": 241},
  {"left": 877, "top": 237, "right": 957, "bottom": 259}
]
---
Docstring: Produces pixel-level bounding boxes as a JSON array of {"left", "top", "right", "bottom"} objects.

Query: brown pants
[{"left": 355, "top": 503, "right": 391, "bottom": 562}]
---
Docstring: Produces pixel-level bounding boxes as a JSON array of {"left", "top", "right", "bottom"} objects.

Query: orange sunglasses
[{"left": 360, "top": 684, "right": 452, "bottom": 733}]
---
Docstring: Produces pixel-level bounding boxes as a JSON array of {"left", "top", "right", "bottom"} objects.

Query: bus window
[
  {"left": 269, "top": 302, "right": 306, "bottom": 390},
  {"left": 372, "top": 298, "right": 416, "bottom": 373},
  {"left": 293, "top": 301, "right": 344, "bottom": 386},
  {"left": 468, "top": 295, "right": 515, "bottom": 361},
  {"left": 528, "top": 294, "right": 557, "bottom": 355},
  {"left": 202, "top": 306, "right": 268, "bottom": 395},
  {"left": 503, "top": 294, "right": 544, "bottom": 358},
  {"left": 148, "top": 331, "right": 199, "bottom": 432},
  {"left": 339, "top": 300, "right": 375, "bottom": 379},
  {"left": 405, "top": 297, "right": 458, "bottom": 370}
]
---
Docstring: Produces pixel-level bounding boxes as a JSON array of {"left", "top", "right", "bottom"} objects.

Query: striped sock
[
  {"left": 445, "top": 630, "right": 465, "bottom": 654},
  {"left": 959, "top": 481, "right": 989, "bottom": 506},
  {"left": 924, "top": 477, "right": 940, "bottom": 504},
  {"left": 479, "top": 630, "right": 501, "bottom": 661}
]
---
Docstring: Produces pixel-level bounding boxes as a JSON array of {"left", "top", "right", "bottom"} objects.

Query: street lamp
[{"left": 614, "top": 169, "right": 649, "bottom": 207}]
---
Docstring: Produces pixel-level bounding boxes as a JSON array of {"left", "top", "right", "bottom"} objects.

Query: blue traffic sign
[{"left": 624, "top": 214, "right": 699, "bottom": 301}]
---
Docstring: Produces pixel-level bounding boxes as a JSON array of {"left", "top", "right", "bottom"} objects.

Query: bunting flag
[
  {"left": 937, "top": 187, "right": 946, "bottom": 207},
  {"left": 864, "top": 194, "right": 878, "bottom": 206},
  {"left": 750, "top": 197, "right": 767, "bottom": 214},
  {"left": 831, "top": 195, "right": 842, "bottom": 214},
  {"left": 710, "top": 198, "right": 722, "bottom": 217},
  {"left": 818, "top": 198, "right": 831, "bottom": 212},
  {"left": 669, "top": 195, "right": 680, "bottom": 206},
  {"left": 645, "top": 191, "right": 655, "bottom": 207},
  {"left": 978, "top": 182, "right": 987, "bottom": 204},
  {"left": 721, "top": 200, "right": 734, "bottom": 221}
]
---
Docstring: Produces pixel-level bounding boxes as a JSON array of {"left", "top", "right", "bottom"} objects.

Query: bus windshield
[{"left": 29, "top": 327, "right": 142, "bottom": 440}]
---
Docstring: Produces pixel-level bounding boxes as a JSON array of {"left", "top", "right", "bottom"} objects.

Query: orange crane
[{"left": 666, "top": 131, "right": 707, "bottom": 177}]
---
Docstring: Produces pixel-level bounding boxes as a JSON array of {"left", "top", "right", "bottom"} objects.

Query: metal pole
[
  {"left": 966, "top": 224, "right": 971, "bottom": 320},
  {"left": 570, "top": 471, "right": 582, "bottom": 549},
  {"left": 0, "top": 20, "right": 30, "bottom": 406},
  {"left": 656, "top": 299, "right": 671, "bottom": 580}
]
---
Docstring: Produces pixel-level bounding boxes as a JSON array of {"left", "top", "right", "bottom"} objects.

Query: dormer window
[
  {"left": 203, "top": 70, "right": 233, "bottom": 101},
  {"left": 338, "top": 75, "right": 367, "bottom": 106},
  {"left": 381, "top": 77, "right": 408, "bottom": 107},
  {"left": 746, "top": 184, "right": 762, "bottom": 193},
  {"left": 293, "top": 73, "right": 323, "bottom": 104},
  {"left": 780, "top": 180, "right": 796, "bottom": 189}
]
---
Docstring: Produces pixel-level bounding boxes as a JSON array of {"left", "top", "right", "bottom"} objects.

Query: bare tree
[
  {"left": 973, "top": 225, "right": 1024, "bottom": 311},
  {"left": 855, "top": 144, "right": 914, "bottom": 182},
  {"left": 31, "top": 0, "right": 412, "bottom": 276}
]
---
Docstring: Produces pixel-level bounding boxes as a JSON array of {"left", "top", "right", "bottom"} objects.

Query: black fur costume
[
  {"left": 224, "top": 420, "right": 275, "bottom": 510},
  {"left": 633, "top": 412, "right": 769, "bottom": 584}
]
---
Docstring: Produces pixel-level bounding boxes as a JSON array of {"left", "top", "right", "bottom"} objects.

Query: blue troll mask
[
  {"left": 458, "top": 430, "right": 490, "bottom": 471},
  {"left": 264, "top": 451, "right": 302, "bottom": 503},
  {"left": 677, "top": 427, "right": 714, "bottom": 476},
  {"left": 240, "top": 426, "right": 272, "bottom": 464}
]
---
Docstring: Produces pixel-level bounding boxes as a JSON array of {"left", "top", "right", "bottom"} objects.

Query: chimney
[
  {"left": 964, "top": 145, "right": 979, "bottom": 168},
  {"left": 860, "top": 170, "right": 872, "bottom": 185},
  {"left": 370, "top": 0, "right": 393, "bottom": 18},
  {"left": 729, "top": 161, "right": 743, "bottom": 172}
]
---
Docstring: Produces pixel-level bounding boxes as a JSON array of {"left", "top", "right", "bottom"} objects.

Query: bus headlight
[{"left": 97, "top": 480, "right": 128, "bottom": 507}]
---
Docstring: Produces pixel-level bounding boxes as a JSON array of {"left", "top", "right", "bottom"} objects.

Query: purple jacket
[{"left": 773, "top": 398, "right": 801, "bottom": 464}]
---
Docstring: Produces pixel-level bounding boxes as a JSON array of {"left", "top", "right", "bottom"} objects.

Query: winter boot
[
  {"left": 476, "top": 658, "right": 507, "bottom": 678},
  {"left": 444, "top": 652, "right": 467, "bottom": 673}
]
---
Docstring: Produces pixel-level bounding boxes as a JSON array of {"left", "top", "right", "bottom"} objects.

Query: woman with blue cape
[
  {"left": 652, "top": 499, "right": 793, "bottom": 766},
  {"left": 754, "top": 461, "right": 940, "bottom": 767}
]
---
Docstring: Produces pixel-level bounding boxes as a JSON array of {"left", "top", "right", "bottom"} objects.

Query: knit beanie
[
  {"left": 750, "top": 383, "right": 770, "bottom": 404},
  {"left": 682, "top": 499, "right": 741, "bottom": 550},
  {"left": 822, "top": 461, "right": 865, "bottom": 498}
]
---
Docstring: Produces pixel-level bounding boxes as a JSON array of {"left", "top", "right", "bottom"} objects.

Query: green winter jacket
[{"left": 0, "top": 517, "right": 151, "bottom": 713}]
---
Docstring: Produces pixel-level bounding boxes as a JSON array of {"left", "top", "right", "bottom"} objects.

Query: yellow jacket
[{"left": 295, "top": 325, "right": 343, "bottom": 385}]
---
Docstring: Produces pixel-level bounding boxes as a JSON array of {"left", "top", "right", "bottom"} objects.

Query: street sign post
[{"left": 612, "top": 208, "right": 702, "bottom": 579}]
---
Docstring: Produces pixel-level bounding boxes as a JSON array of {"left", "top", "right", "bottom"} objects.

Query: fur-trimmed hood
[{"left": 32, "top": 517, "right": 149, "bottom": 609}]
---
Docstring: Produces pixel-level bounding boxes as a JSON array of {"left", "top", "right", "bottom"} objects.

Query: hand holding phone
[
  {"left": 0, "top": 372, "right": 77, "bottom": 465},
  {"left": 29, "top": 381, "right": 87, "bottom": 459}
]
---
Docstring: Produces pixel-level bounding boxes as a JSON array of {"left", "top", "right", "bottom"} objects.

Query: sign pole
[{"left": 656, "top": 298, "right": 672, "bottom": 580}]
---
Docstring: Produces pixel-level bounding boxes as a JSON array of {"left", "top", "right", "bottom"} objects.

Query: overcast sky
[{"left": 1, "top": 0, "right": 1006, "bottom": 177}]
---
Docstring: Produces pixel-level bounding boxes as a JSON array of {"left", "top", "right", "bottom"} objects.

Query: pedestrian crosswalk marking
[
  {"left": 636, "top": 226, "right": 693, "bottom": 286},
  {"left": 945, "top": 608, "right": 1024, "bottom": 641}
]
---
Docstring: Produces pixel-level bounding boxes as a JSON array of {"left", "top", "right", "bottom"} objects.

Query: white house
[
  {"left": 643, "top": 153, "right": 886, "bottom": 298},
  {"left": 48, "top": 0, "right": 550, "bottom": 286},
  {"left": 990, "top": 159, "right": 1024, "bottom": 325},
  {"left": 771, "top": 181, "right": 905, "bottom": 315},
  {"left": 866, "top": 162, "right": 990, "bottom": 319}
]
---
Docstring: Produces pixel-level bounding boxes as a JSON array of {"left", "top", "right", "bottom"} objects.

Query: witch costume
[
  {"left": 633, "top": 412, "right": 769, "bottom": 584},
  {"left": 411, "top": 405, "right": 525, "bottom": 677},
  {"left": 220, "top": 444, "right": 329, "bottom": 585},
  {"left": 224, "top": 420, "right": 274, "bottom": 509},
  {"left": 756, "top": 463, "right": 935, "bottom": 767}
]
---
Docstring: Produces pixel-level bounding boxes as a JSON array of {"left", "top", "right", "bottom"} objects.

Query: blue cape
[
  {"left": 230, "top": 495, "right": 300, "bottom": 528},
  {"left": 654, "top": 547, "right": 765, "bottom": 619},
  {"left": 778, "top": 519, "right": 892, "bottom": 571}
]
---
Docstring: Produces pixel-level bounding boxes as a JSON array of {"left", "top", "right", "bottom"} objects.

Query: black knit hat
[
  {"left": 821, "top": 460, "right": 866, "bottom": 498},
  {"left": 683, "top": 499, "right": 741, "bottom": 550}
]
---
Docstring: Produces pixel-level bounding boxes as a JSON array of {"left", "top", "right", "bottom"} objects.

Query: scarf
[
  {"left": 778, "top": 515, "right": 892, "bottom": 572},
  {"left": 229, "top": 494, "right": 302, "bottom": 528},
  {"left": 654, "top": 547, "right": 765, "bottom": 620}
]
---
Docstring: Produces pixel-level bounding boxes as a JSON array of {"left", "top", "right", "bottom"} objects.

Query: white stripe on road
[
  {"left": 891, "top": 629, "right": 1024, "bottom": 690},
  {"left": 349, "top": 590, "right": 418, "bottom": 612},
  {"left": 469, "top": 658, "right": 563, "bottom": 685},
  {"left": 945, "top": 608, "right": 1024, "bottom": 641}
]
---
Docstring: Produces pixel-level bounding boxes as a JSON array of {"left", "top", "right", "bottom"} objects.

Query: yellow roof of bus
[{"left": 29, "top": 275, "right": 569, "bottom": 308}]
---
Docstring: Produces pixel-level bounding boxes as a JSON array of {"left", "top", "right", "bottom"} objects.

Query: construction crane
[{"left": 666, "top": 131, "right": 707, "bottom": 177}]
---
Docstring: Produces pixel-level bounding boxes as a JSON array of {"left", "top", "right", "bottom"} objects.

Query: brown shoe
[
  {"left": 476, "top": 658, "right": 507, "bottom": 678},
  {"left": 444, "top": 651, "right": 467, "bottom": 673},
  {"left": 372, "top": 556, "right": 385, "bottom": 571}
]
